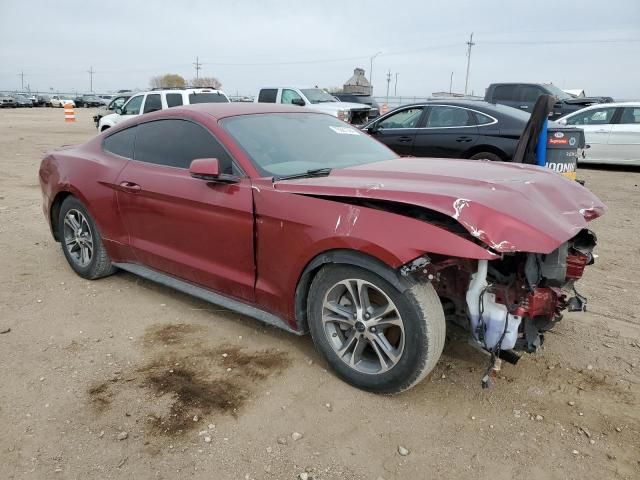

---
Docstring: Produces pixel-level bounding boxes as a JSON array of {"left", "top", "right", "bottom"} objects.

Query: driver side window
[
  {"left": 122, "top": 95, "right": 144, "bottom": 115},
  {"left": 281, "top": 89, "right": 303, "bottom": 105},
  {"left": 378, "top": 107, "right": 424, "bottom": 129},
  {"left": 566, "top": 107, "right": 616, "bottom": 126}
]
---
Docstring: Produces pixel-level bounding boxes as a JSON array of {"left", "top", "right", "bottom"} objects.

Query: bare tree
[
  {"left": 191, "top": 77, "right": 222, "bottom": 89},
  {"left": 149, "top": 74, "right": 186, "bottom": 89}
]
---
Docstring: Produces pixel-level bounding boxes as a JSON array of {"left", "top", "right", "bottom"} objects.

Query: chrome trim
[
  {"left": 113, "top": 262, "right": 302, "bottom": 335},
  {"left": 373, "top": 104, "right": 498, "bottom": 130}
]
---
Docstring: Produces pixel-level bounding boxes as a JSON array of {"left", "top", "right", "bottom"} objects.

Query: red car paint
[{"left": 39, "top": 104, "right": 605, "bottom": 331}]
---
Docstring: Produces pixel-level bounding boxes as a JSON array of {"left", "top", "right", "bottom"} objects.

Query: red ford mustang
[{"left": 39, "top": 103, "right": 605, "bottom": 393}]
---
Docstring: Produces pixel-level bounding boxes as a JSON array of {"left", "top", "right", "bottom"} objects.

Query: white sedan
[
  {"left": 557, "top": 102, "right": 640, "bottom": 166},
  {"left": 50, "top": 95, "right": 76, "bottom": 108}
]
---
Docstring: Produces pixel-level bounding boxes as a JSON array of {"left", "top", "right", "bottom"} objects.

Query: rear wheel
[
  {"left": 469, "top": 151, "right": 502, "bottom": 162},
  {"left": 307, "top": 265, "right": 445, "bottom": 394},
  {"left": 58, "top": 197, "right": 115, "bottom": 280}
]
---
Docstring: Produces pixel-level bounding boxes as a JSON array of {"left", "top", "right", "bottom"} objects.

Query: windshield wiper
[{"left": 273, "top": 168, "right": 332, "bottom": 182}]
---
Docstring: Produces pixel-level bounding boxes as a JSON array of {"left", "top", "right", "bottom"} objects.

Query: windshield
[
  {"left": 221, "top": 112, "right": 398, "bottom": 177},
  {"left": 300, "top": 88, "right": 336, "bottom": 104},
  {"left": 188, "top": 92, "right": 229, "bottom": 104},
  {"left": 543, "top": 84, "right": 572, "bottom": 100}
]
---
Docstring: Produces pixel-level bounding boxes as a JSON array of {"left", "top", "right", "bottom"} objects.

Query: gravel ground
[{"left": 0, "top": 108, "right": 639, "bottom": 480}]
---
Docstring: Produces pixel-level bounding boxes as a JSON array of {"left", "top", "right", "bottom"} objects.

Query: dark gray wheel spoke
[
  {"left": 371, "top": 332, "right": 401, "bottom": 367},
  {"left": 323, "top": 300, "right": 354, "bottom": 319}
]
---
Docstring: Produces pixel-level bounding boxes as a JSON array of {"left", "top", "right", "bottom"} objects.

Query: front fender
[{"left": 252, "top": 184, "right": 495, "bottom": 327}]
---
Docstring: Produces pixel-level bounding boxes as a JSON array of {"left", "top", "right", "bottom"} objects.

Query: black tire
[
  {"left": 58, "top": 196, "right": 116, "bottom": 280},
  {"left": 307, "top": 264, "right": 445, "bottom": 394},
  {"left": 469, "top": 151, "right": 503, "bottom": 162}
]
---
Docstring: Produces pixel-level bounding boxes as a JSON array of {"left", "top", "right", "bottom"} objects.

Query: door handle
[
  {"left": 456, "top": 136, "right": 473, "bottom": 142},
  {"left": 596, "top": 129, "right": 608, "bottom": 133},
  {"left": 519, "top": 105, "right": 529, "bottom": 109},
  {"left": 119, "top": 181, "right": 141, "bottom": 193},
  {"left": 398, "top": 136, "right": 413, "bottom": 143}
]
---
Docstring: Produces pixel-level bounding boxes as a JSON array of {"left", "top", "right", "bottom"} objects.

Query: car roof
[{"left": 148, "top": 102, "right": 330, "bottom": 120}]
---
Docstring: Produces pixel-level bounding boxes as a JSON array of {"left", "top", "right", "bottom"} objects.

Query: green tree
[{"left": 150, "top": 74, "right": 186, "bottom": 89}]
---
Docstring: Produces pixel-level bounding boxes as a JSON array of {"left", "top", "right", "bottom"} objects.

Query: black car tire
[
  {"left": 469, "top": 152, "right": 503, "bottom": 162},
  {"left": 307, "top": 264, "right": 446, "bottom": 394},
  {"left": 58, "top": 196, "right": 116, "bottom": 280}
]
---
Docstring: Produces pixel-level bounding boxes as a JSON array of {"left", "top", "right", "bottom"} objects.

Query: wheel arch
[
  {"left": 464, "top": 144, "right": 508, "bottom": 161},
  {"left": 49, "top": 190, "right": 74, "bottom": 241},
  {"left": 294, "top": 248, "right": 415, "bottom": 333}
]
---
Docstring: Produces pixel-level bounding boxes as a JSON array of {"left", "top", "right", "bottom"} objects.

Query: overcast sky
[{"left": 1, "top": 0, "right": 638, "bottom": 98}]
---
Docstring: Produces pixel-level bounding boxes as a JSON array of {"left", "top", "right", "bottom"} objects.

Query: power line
[{"left": 464, "top": 33, "right": 474, "bottom": 96}]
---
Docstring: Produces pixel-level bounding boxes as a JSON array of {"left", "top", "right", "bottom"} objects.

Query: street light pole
[
  {"left": 394, "top": 73, "right": 399, "bottom": 96},
  {"left": 369, "top": 51, "right": 382, "bottom": 95},
  {"left": 449, "top": 71, "right": 453, "bottom": 94}
]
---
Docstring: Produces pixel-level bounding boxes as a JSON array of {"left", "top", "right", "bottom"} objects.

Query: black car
[
  {"left": 362, "top": 100, "right": 542, "bottom": 161},
  {"left": 75, "top": 95, "right": 104, "bottom": 108},
  {"left": 333, "top": 93, "right": 380, "bottom": 120},
  {"left": 484, "top": 83, "right": 612, "bottom": 120}
]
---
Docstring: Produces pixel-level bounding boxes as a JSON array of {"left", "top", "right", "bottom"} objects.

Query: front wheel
[
  {"left": 58, "top": 196, "right": 116, "bottom": 280},
  {"left": 469, "top": 151, "right": 502, "bottom": 162},
  {"left": 307, "top": 265, "right": 446, "bottom": 394}
]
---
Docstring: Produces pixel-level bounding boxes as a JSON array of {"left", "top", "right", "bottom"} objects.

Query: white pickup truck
[{"left": 255, "top": 87, "right": 372, "bottom": 125}]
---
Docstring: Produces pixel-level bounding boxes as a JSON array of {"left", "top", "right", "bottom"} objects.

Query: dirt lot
[{"left": 0, "top": 108, "right": 638, "bottom": 480}]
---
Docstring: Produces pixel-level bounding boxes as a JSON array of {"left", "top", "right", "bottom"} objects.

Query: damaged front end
[{"left": 402, "top": 228, "right": 597, "bottom": 385}]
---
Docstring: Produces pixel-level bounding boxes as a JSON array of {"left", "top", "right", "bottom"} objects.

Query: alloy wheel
[
  {"left": 62, "top": 209, "right": 94, "bottom": 267},
  {"left": 322, "top": 279, "right": 405, "bottom": 374}
]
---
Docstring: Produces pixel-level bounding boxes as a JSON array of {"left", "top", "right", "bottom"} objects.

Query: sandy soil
[{"left": 0, "top": 108, "right": 638, "bottom": 480}]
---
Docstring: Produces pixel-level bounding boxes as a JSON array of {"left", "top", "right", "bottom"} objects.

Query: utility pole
[
  {"left": 394, "top": 73, "right": 399, "bottom": 96},
  {"left": 449, "top": 71, "right": 454, "bottom": 94},
  {"left": 193, "top": 56, "right": 202, "bottom": 80},
  {"left": 18, "top": 71, "right": 25, "bottom": 90},
  {"left": 369, "top": 51, "right": 382, "bottom": 96},
  {"left": 464, "top": 32, "right": 475, "bottom": 96},
  {"left": 386, "top": 70, "right": 391, "bottom": 103},
  {"left": 87, "top": 66, "right": 95, "bottom": 92}
]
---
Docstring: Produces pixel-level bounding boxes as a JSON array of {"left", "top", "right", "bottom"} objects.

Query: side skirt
[{"left": 113, "top": 262, "right": 302, "bottom": 336}]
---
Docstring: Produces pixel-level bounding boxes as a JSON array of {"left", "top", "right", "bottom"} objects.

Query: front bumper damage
[{"left": 401, "top": 228, "right": 597, "bottom": 386}]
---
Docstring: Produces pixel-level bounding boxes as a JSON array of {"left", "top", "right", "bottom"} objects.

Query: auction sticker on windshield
[{"left": 329, "top": 126, "right": 360, "bottom": 135}]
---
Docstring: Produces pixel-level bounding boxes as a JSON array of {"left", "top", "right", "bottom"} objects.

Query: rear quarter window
[
  {"left": 103, "top": 126, "right": 137, "bottom": 159},
  {"left": 188, "top": 92, "right": 229, "bottom": 104},
  {"left": 258, "top": 89, "right": 277, "bottom": 103}
]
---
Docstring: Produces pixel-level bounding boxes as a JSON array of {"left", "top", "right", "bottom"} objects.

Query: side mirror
[
  {"left": 115, "top": 107, "right": 123, "bottom": 115},
  {"left": 189, "top": 158, "right": 239, "bottom": 183},
  {"left": 291, "top": 98, "right": 305, "bottom": 107},
  {"left": 366, "top": 123, "right": 380, "bottom": 134},
  {"left": 558, "top": 118, "right": 567, "bottom": 125},
  {"left": 190, "top": 158, "right": 220, "bottom": 179}
]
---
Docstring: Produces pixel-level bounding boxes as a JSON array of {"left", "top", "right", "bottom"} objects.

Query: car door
[
  {"left": 563, "top": 106, "right": 618, "bottom": 162},
  {"left": 518, "top": 85, "right": 544, "bottom": 113},
  {"left": 411, "top": 105, "right": 479, "bottom": 158},
  {"left": 115, "top": 118, "right": 256, "bottom": 302},
  {"left": 492, "top": 85, "right": 520, "bottom": 110},
  {"left": 607, "top": 106, "right": 640, "bottom": 164},
  {"left": 367, "top": 106, "right": 425, "bottom": 155}
]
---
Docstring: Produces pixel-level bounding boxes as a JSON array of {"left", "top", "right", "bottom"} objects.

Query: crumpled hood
[{"left": 273, "top": 157, "right": 606, "bottom": 254}]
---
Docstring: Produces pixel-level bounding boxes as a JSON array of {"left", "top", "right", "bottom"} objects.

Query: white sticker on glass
[{"left": 329, "top": 126, "right": 360, "bottom": 135}]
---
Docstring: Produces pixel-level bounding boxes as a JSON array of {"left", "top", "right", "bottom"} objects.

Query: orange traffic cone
[{"left": 64, "top": 103, "right": 76, "bottom": 123}]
